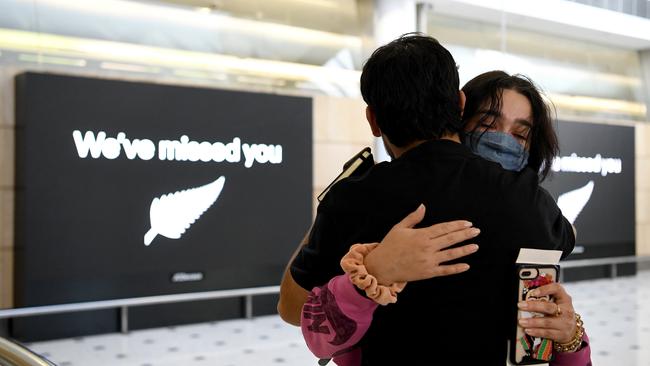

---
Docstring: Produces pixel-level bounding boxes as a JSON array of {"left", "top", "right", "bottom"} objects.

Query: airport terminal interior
[{"left": 0, "top": 0, "right": 649, "bottom": 365}]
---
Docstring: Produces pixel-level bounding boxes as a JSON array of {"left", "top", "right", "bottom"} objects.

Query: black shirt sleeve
[
  {"left": 536, "top": 186, "right": 576, "bottom": 259},
  {"left": 290, "top": 181, "right": 372, "bottom": 291},
  {"left": 493, "top": 170, "right": 576, "bottom": 259},
  {"left": 290, "top": 209, "right": 345, "bottom": 291}
]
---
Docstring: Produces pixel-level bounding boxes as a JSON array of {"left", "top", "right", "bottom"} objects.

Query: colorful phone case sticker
[{"left": 515, "top": 270, "right": 556, "bottom": 363}]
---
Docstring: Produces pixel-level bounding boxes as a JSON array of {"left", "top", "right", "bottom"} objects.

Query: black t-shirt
[{"left": 291, "top": 139, "right": 575, "bottom": 365}]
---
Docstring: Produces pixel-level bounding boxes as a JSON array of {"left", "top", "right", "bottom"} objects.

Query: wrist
[
  {"left": 364, "top": 246, "right": 394, "bottom": 285},
  {"left": 554, "top": 313, "right": 584, "bottom": 353},
  {"left": 340, "top": 243, "right": 406, "bottom": 305}
]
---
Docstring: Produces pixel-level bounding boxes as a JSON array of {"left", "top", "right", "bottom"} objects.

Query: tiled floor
[
  {"left": 25, "top": 317, "right": 315, "bottom": 366},
  {"left": 23, "top": 270, "right": 650, "bottom": 366},
  {"left": 563, "top": 270, "right": 650, "bottom": 366}
]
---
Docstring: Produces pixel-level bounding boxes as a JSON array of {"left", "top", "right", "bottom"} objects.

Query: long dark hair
[
  {"left": 461, "top": 71, "right": 558, "bottom": 181},
  {"left": 360, "top": 33, "right": 463, "bottom": 147}
]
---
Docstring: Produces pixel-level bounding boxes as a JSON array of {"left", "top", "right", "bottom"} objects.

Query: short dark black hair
[
  {"left": 360, "top": 33, "right": 463, "bottom": 147},
  {"left": 461, "top": 70, "right": 559, "bottom": 181}
]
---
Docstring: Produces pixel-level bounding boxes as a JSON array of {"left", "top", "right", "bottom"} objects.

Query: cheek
[
  {"left": 464, "top": 119, "right": 478, "bottom": 132},
  {"left": 522, "top": 130, "right": 533, "bottom": 150},
  {"left": 511, "top": 135, "right": 528, "bottom": 151},
  {"left": 518, "top": 139, "right": 528, "bottom": 149}
]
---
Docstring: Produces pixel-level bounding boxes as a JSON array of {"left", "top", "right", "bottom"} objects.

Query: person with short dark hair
[
  {"left": 279, "top": 34, "right": 576, "bottom": 365},
  {"left": 359, "top": 34, "right": 464, "bottom": 150}
]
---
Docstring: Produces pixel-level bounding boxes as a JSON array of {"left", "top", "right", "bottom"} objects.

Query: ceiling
[{"left": 138, "top": 0, "right": 362, "bottom": 35}]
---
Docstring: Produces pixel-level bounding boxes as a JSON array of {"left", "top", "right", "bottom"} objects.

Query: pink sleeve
[
  {"left": 551, "top": 333, "right": 592, "bottom": 366},
  {"left": 301, "top": 274, "right": 378, "bottom": 361}
]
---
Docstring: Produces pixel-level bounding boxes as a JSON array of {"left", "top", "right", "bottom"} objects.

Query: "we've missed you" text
[{"left": 72, "top": 130, "right": 283, "bottom": 168}]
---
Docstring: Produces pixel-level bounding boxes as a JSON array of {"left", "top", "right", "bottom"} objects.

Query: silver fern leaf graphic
[
  {"left": 144, "top": 176, "right": 226, "bottom": 246},
  {"left": 557, "top": 180, "right": 594, "bottom": 225}
]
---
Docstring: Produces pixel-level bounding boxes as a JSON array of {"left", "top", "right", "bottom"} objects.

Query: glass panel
[
  {"left": 427, "top": 13, "right": 646, "bottom": 121},
  {"left": 153, "top": 0, "right": 363, "bottom": 36},
  {"left": 566, "top": 0, "right": 648, "bottom": 19},
  {"left": 0, "top": 0, "right": 364, "bottom": 96}
]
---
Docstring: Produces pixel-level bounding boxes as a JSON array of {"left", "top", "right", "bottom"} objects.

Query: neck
[
  {"left": 389, "top": 140, "right": 425, "bottom": 158},
  {"left": 385, "top": 133, "right": 460, "bottom": 159},
  {"left": 441, "top": 133, "right": 460, "bottom": 143}
]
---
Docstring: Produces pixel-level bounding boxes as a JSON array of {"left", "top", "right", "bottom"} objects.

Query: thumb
[{"left": 396, "top": 204, "right": 426, "bottom": 229}]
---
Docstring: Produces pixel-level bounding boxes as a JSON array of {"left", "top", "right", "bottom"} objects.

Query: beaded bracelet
[
  {"left": 340, "top": 243, "right": 407, "bottom": 306},
  {"left": 554, "top": 313, "right": 584, "bottom": 353}
]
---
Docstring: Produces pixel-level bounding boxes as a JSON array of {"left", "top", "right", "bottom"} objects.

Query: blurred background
[{"left": 0, "top": 0, "right": 648, "bottom": 365}]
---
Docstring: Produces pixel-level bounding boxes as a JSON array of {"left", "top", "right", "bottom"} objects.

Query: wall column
[
  {"left": 367, "top": 0, "right": 418, "bottom": 162},
  {"left": 637, "top": 50, "right": 650, "bottom": 264}
]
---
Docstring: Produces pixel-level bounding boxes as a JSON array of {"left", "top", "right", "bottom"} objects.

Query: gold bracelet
[{"left": 554, "top": 313, "right": 584, "bottom": 353}]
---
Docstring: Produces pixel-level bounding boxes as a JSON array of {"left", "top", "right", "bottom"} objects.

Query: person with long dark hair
[{"left": 462, "top": 70, "right": 558, "bottom": 180}]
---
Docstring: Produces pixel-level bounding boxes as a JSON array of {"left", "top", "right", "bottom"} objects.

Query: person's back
[{"left": 302, "top": 137, "right": 573, "bottom": 365}]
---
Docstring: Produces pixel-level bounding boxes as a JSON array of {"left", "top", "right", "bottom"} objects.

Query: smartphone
[
  {"left": 317, "top": 147, "right": 374, "bottom": 202},
  {"left": 510, "top": 265, "right": 559, "bottom": 365}
]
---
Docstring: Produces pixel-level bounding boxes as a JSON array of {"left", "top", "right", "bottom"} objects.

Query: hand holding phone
[{"left": 511, "top": 265, "right": 559, "bottom": 365}]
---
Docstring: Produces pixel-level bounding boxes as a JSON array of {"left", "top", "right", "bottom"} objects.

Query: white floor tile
[{"left": 22, "top": 270, "right": 650, "bottom": 366}]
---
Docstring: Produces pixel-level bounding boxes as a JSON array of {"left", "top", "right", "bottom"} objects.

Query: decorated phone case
[{"left": 511, "top": 265, "right": 559, "bottom": 365}]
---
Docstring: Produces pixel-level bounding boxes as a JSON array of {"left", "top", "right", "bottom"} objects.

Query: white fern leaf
[
  {"left": 557, "top": 180, "right": 594, "bottom": 225},
  {"left": 144, "top": 176, "right": 226, "bottom": 246}
]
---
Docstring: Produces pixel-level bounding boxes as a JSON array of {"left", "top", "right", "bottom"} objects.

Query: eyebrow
[
  {"left": 515, "top": 118, "right": 533, "bottom": 129},
  {"left": 478, "top": 110, "right": 533, "bottom": 128},
  {"left": 478, "top": 109, "right": 498, "bottom": 116}
]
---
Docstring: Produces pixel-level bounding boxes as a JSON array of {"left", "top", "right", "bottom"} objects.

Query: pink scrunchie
[{"left": 340, "top": 243, "right": 407, "bottom": 305}]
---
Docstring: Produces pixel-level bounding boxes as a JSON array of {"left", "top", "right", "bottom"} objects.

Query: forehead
[{"left": 500, "top": 89, "right": 532, "bottom": 120}]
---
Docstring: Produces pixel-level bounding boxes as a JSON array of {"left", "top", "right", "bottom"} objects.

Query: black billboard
[
  {"left": 542, "top": 121, "right": 635, "bottom": 262},
  {"left": 13, "top": 72, "right": 312, "bottom": 339}
]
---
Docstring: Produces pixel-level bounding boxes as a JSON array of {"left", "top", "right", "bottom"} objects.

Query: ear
[
  {"left": 366, "top": 106, "right": 381, "bottom": 137},
  {"left": 458, "top": 90, "right": 466, "bottom": 117}
]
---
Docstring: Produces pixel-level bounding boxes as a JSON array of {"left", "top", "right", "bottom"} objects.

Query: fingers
[
  {"left": 518, "top": 300, "right": 559, "bottom": 316},
  {"left": 528, "top": 282, "right": 564, "bottom": 299},
  {"left": 518, "top": 315, "right": 561, "bottom": 330},
  {"left": 429, "top": 244, "right": 479, "bottom": 277},
  {"left": 530, "top": 283, "right": 573, "bottom": 310},
  {"left": 430, "top": 227, "right": 481, "bottom": 250},
  {"left": 395, "top": 204, "right": 426, "bottom": 229},
  {"left": 516, "top": 282, "right": 578, "bottom": 345},
  {"left": 431, "top": 263, "right": 471, "bottom": 277},
  {"left": 422, "top": 220, "right": 475, "bottom": 239},
  {"left": 438, "top": 243, "right": 479, "bottom": 263},
  {"left": 519, "top": 315, "right": 575, "bottom": 343}
]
